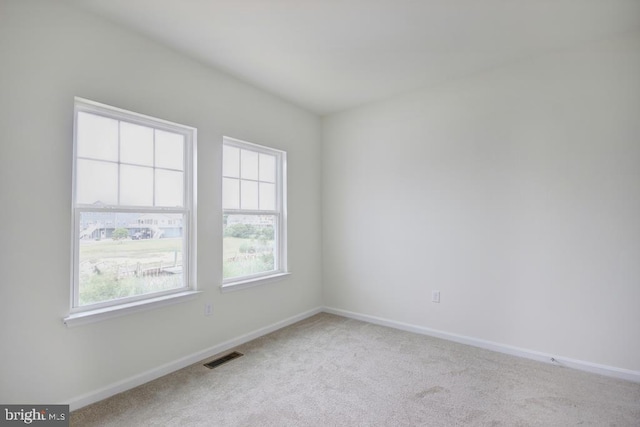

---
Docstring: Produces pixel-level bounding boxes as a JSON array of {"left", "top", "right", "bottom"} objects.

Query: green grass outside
[
  {"left": 223, "top": 236, "right": 245, "bottom": 259},
  {"left": 77, "top": 236, "right": 275, "bottom": 305},
  {"left": 223, "top": 236, "right": 275, "bottom": 279},
  {"left": 80, "top": 237, "right": 182, "bottom": 260},
  {"left": 79, "top": 237, "right": 183, "bottom": 306}
]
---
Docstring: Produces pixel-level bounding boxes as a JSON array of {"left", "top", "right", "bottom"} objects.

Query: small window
[
  {"left": 70, "top": 98, "right": 196, "bottom": 312},
  {"left": 222, "top": 137, "right": 287, "bottom": 287}
]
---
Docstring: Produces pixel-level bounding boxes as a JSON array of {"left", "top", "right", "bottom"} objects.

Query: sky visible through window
[
  {"left": 73, "top": 108, "right": 191, "bottom": 308},
  {"left": 222, "top": 141, "right": 282, "bottom": 281},
  {"left": 76, "top": 112, "right": 184, "bottom": 207}
]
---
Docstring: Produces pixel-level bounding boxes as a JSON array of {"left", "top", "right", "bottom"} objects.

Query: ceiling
[{"left": 66, "top": 0, "right": 640, "bottom": 115}]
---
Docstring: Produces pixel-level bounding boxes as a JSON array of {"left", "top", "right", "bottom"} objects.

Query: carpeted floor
[{"left": 71, "top": 313, "right": 640, "bottom": 426}]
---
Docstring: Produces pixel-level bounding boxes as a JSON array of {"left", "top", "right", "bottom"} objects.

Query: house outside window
[
  {"left": 69, "top": 98, "right": 197, "bottom": 316},
  {"left": 222, "top": 137, "right": 287, "bottom": 289}
]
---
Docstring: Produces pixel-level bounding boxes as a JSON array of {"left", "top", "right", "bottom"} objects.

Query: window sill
[
  {"left": 63, "top": 290, "right": 201, "bottom": 327},
  {"left": 220, "top": 272, "right": 291, "bottom": 293}
]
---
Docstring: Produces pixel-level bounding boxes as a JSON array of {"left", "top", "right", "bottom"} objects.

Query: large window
[
  {"left": 70, "top": 98, "right": 196, "bottom": 314},
  {"left": 222, "top": 137, "right": 287, "bottom": 287}
]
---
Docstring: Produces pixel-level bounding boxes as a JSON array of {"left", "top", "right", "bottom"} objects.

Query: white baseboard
[
  {"left": 323, "top": 306, "right": 640, "bottom": 384},
  {"left": 68, "top": 306, "right": 323, "bottom": 411},
  {"left": 69, "top": 304, "right": 638, "bottom": 411}
]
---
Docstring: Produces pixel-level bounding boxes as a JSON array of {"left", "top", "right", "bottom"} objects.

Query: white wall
[
  {"left": 322, "top": 31, "right": 640, "bottom": 372},
  {"left": 1, "top": 0, "right": 638, "bottom": 408},
  {"left": 0, "top": 0, "right": 322, "bottom": 405}
]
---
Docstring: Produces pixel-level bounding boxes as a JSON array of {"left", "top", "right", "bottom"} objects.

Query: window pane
[
  {"left": 120, "top": 165, "right": 153, "bottom": 206},
  {"left": 155, "top": 130, "right": 184, "bottom": 170},
  {"left": 259, "top": 183, "right": 276, "bottom": 210},
  {"left": 223, "top": 214, "right": 276, "bottom": 279},
  {"left": 76, "top": 112, "right": 118, "bottom": 161},
  {"left": 240, "top": 180, "right": 259, "bottom": 210},
  {"left": 223, "top": 177, "right": 240, "bottom": 209},
  {"left": 76, "top": 159, "right": 118, "bottom": 205},
  {"left": 259, "top": 153, "right": 276, "bottom": 183},
  {"left": 120, "top": 122, "right": 153, "bottom": 166},
  {"left": 155, "top": 169, "right": 183, "bottom": 207},
  {"left": 223, "top": 145, "right": 240, "bottom": 178},
  {"left": 240, "top": 149, "right": 259, "bottom": 180},
  {"left": 78, "top": 211, "right": 185, "bottom": 306}
]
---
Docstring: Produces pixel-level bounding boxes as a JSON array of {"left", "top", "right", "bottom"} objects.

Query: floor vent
[{"left": 204, "top": 351, "right": 243, "bottom": 369}]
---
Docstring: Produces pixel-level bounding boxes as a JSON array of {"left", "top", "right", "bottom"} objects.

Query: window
[
  {"left": 222, "top": 137, "right": 287, "bottom": 288},
  {"left": 69, "top": 98, "right": 196, "bottom": 316}
]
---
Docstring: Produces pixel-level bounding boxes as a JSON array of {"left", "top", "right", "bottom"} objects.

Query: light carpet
[{"left": 71, "top": 313, "right": 640, "bottom": 426}]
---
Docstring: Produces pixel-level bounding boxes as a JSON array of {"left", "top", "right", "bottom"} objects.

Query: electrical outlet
[
  {"left": 204, "top": 303, "right": 213, "bottom": 316},
  {"left": 432, "top": 291, "right": 440, "bottom": 303}
]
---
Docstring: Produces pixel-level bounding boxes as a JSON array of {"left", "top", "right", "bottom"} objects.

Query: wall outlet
[
  {"left": 432, "top": 291, "right": 440, "bottom": 303},
  {"left": 204, "top": 303, "right": 213, "bottom": 316}
]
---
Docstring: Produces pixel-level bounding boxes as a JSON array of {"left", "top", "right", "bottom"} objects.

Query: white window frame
[
  {"left": 64, "top": 98, "right": 198, "bottom": 326},
  {"left": 221, "top": 136, "right": 288, "bottom": 291}
]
